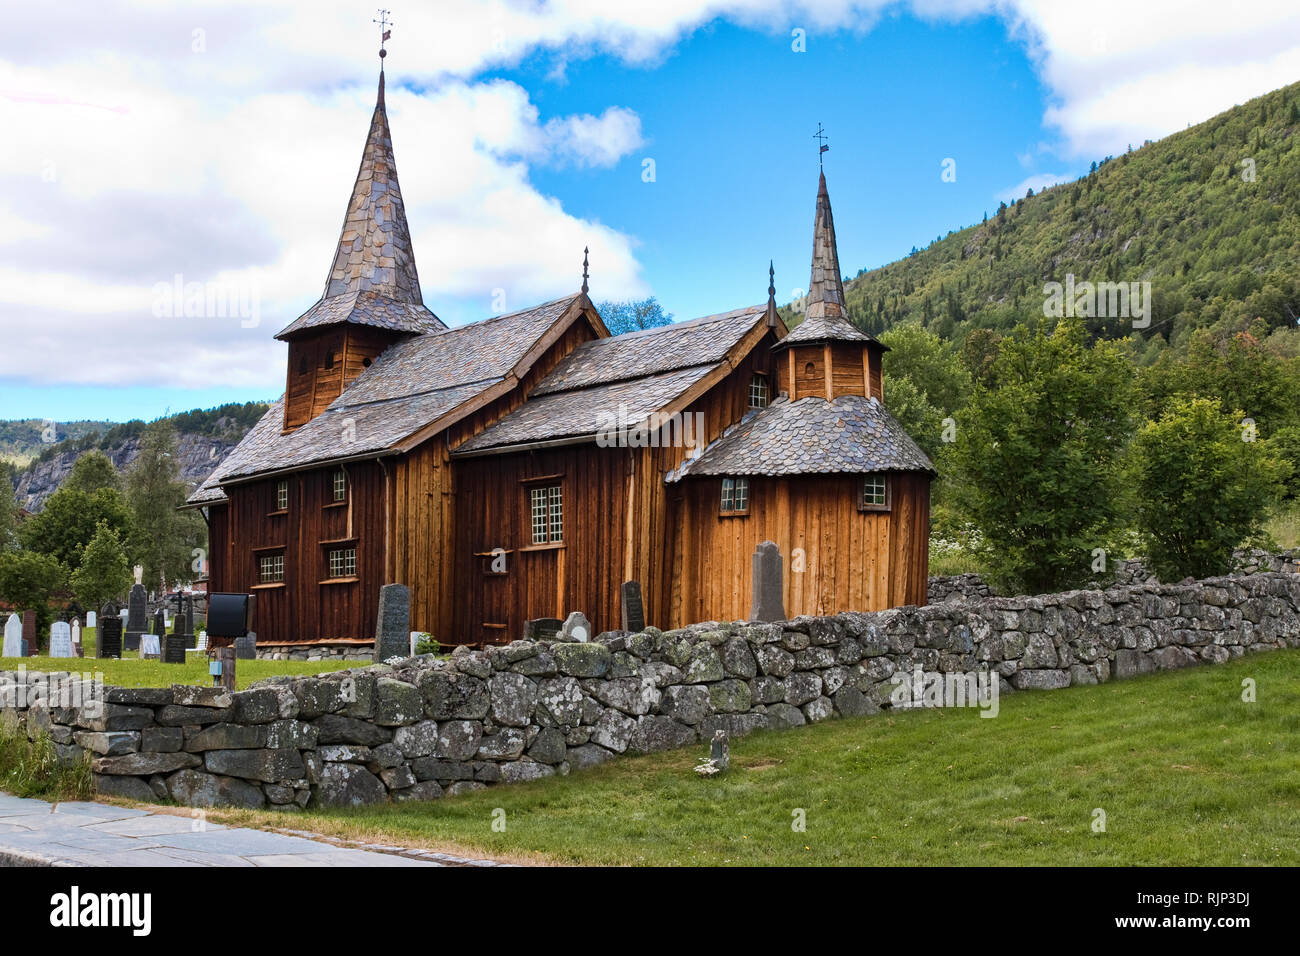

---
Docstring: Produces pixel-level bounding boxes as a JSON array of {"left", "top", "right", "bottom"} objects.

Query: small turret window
[
  {"left": 749, "top": 373, "right": 769, "bottom": 409},
  {"left": 860, "top": 475, "right": 890, "bottom": 512}
]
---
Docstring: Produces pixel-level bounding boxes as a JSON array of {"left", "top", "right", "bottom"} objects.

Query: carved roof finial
[{"left": 581, "top": 246, "right": 590, "bottom": 294}]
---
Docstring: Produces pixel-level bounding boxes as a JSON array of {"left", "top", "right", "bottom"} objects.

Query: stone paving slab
[{"left": 0, "top": 794, "right": 503, "bottom": 867}]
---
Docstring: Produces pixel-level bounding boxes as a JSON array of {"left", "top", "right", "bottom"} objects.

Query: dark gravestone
[
  {"left": 183, "top": 595, "right": 195, "bottom": 637},
  {"left": 124, "top": 583, "right": 148, "bottom": 652},
  {"left": 373, "top": 583, "right": 412, "bottom": 662},
  {"left": 21, "top": 610, "right": 35, "bottom": 656},
  {"left": 98, "top": 603, "right": 122, "bottom": 659},
  {"left": 234, "top": 633, "right": 257, "bottom": 659},
  {"left": 164, "top": 609, "right": 188, "bottom": 664},
  {"left": 620, "top": 580, "right": 646, "bottom": 633},
  {"left": 750, "top": 540, "right": 786, "bottom": 623},
  {"left": 525, "top": 618, "right": 563, "bottom": 641}
]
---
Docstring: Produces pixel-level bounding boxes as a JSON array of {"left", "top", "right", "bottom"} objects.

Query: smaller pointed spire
[
  {"left": 581, "top": 246, "right": 590, "bottom": 294},
  {"left": 764, "top": 260, "right": 779, "bottom": 328}
]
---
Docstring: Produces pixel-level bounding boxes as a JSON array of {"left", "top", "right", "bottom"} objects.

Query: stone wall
[
  {"left": 927, "top": 548, "right": 1300, "bottom": 603},
  {"left": 3, "top": 570, "right": 1298, "bottom": 811}
]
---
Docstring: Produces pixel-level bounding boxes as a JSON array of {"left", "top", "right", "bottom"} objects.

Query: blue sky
[{"left": 2, "top": 0, "right": 1296, "bottom": 423}]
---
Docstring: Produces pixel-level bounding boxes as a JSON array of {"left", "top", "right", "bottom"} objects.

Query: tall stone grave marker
[
  {"left": 164, "top": 604, "right": 189, "bottom": 664},
  {"left": 2, "top": 614, "right": 21, "bottom": 658},
  {"left": 48, "top": 621, "right": 73, "bottom": 658},
  {"left": 750, "top": 540, "right": 786, "bottom": 622},
  {"left": 124, "top": 583, "right": 148, "bottom": 652},
  {"left": 21, "top": 611, "right": 35, "bottom": 656},
  {"left": 373, "top": 583, "right": 412, "bottom": 662},
  {"left": 86, "top": 610, "right": 97, "bottom": 629},
  {"left": 70, "top": 618, "right": 83, "bottom": 658},
  {"left": 620, "top": 580, "right": 646, "bottom": 633}
]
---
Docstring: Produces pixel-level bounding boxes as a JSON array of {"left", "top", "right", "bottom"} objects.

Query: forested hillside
[{"left": 807, "top": 80, "right": 1300, "bottom": 362}]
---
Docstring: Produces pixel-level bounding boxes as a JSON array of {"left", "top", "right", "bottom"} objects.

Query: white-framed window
[
  {"left": 749, "top": 373, "right": 770, "bottom": 409},
  {"left": 721, "top": 476, "right": 749, "bottom": 514},
  {"left": 529, "top": 484, "right": 563, "bottom": 544},
  {"left": 861, "top": 475, "right": 889, "bottom": 511},
  {"left": 275, "top": 480, "right": 289, "bottom": 511},
  {"left": 328, "top": 547, "right": 357, "bottom": 578},
  {"left": 332, "top": 469, "right": 347, "bottom": 502},
  {"left": 259, "top": 553, "right": 284, "bottom": 584}
]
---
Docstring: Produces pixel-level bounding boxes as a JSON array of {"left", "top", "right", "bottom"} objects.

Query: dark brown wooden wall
[
  {"left": 283, "top": 327, "right": 400, "bottom": 431},
  {"left": 205, "top": 462, "right": 385, "bottom": 644},
  {"left": 669, "top": 471, "right": 931, "bottom": 624}
]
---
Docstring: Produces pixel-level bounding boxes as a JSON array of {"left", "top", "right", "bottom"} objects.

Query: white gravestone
[
  {"left": 2, "top": 614, "right": 21, "bottom": 657},
  {"left": 86, "top": 610, "right": 97, "bottom": 629},
  {"left": 49, "top": 621, "right": 74, "bottom": 658},
  {"left": 71, "top": 619, "right": 82, "bottom": 653},
  {"left": 195, "top": 631, "right": 208, "bottom": 651},
  {"left": 139, "top": 633, "right": 160, "bottom": 658}
]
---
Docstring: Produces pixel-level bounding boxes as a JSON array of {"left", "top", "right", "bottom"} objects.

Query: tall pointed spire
[
  {"left": 322, "top": 68, "right": 421, "bottom": 302},
  {"left": 779, "top": 168, "right": 875, "bottom": 346},
  {"left": 276, "top": 63, "right": 444, "bottom": 340}
]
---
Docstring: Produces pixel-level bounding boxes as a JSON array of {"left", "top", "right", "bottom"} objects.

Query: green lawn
[
  {"left": 195, "top": 648, "right": 1300, "bottom": 866},
  {"left": 1, "top": 627, "right": 354, "bottom": 689}
]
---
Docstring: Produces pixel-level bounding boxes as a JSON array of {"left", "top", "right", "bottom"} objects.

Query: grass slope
[
  {"left": 202, "top": 649, "right": 1300, "bottom": 866},
  {"left": 1, "top": 628, "right": 353, "bottom": 689}
]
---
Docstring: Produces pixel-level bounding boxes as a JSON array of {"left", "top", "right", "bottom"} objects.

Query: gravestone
[
  {"left": 558, "top": 611, "right": 591, "bottom": 643},
  {"left": 234, "top": 632, "right": 256, "bottom": 660},
  {"left": 48, "top": 621, "right": 73, "bottom": 658},
  {"left": 21, "top": 611, "right": 35, "bottom": 656},
  {"left": 164, "top": 605, "right": 189, "bottom": 664},
  {"left": 710, "top": 729, "right": 730, "bottom": 772},
  {"left": 749, "top": 540, "right": 786, "bottom": 623},
  {"left": 2, "top": 613, "right": 21, "bottom": 657},
  {"left": 86, "top": 610, "right": 97, "bottom": 629},
  {"left": 372, "top": 583, "right": 412, "bottom": 662},
  {"left": 139, "top": 607, "right": 165, "bottom": 660},
  {"left": 620, "top": 580, "right": 646, "bottom": 633},
  {"left": 183, "top": 595, "right": 195, "bottom": 637},
  {"left": 124, "top": 583, "right": 148, "bottom": 652},
  {"left": 525, "top": 618, "right": 563, "bottom": 641},
  {"left": 98, "top": 603, "right": 122, "bottom": 659},
  {"left": 71, "top": 618, "right": 83, "bottom": 658}
]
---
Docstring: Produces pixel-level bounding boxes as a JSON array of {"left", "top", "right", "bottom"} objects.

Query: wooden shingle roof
[
  {"left": 667, "top": 394, "right": 935, "bottom": 480},
  {"left": 453, "top": 305, "right": 773, "bottom": 455},
  {"left": 187, "top": 296, "right": 588, "bottom": 503}
]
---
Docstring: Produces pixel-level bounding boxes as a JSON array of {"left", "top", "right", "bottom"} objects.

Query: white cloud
[{"left": 3, "top": 0, "right": 1299, "bottom": 394}]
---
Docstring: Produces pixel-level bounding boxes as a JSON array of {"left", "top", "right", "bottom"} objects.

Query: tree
[
  {"left": 69, "top": 521, "right": 133, "bottom": 611},
  {"left": 0, "top": 467, "right": 16, "bottom": 553},
  {"left": 595, "top": 297, "right": 673, "bottom": 336},
  {"left": 879, "top": 323, "right": 971, "bottom": 416},
  {"left": 62, "top": 450, "right": 121, "bottom": 496},
  {"left": 0, "top": 550, "right": 67, "bottom": 647},
  {"left": 948, "top": 319, "right": 1136, "bottom": 593},
  {"left": 1129, "top": 398, "right": 1287, "bottom": 581},
  {"left": 20, "top": 486, "right": 132, "bottom": 572},
  {"left": 125, "top": 420, "right": 205, "bottom": 590}
]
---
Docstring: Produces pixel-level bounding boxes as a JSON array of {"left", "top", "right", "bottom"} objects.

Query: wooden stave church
[{"left": 187, "top": 68, "right": 935, "bottom": 653}]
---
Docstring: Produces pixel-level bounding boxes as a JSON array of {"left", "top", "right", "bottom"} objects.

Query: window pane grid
[
  {"left": 863, "top": 476, "right": 887, "bottom": 507},
  {"left": 276, "top": 481, "right": 288, "bottom": 510},
  {"left": 721, "top": 477, "right": 749, "bottom": 512},
  {"left": 328, "top": 547, "right": 356, "bottom": 578},
  {"left": 259, "top": 554, "right": 284, "bottom": 584},
  {"left": 333, "top": 470, "right": 347, "bottom": 502},
  {"left": 749, "top": 374, "right": 769, "bottom": 409},
  {"left": 530, "top": 484, "right": 563, "bottom": 544}
]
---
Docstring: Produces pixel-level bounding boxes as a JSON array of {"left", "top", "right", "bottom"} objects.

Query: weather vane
[
  {"left": 374, "top": 9, "right": 392, "bottom": 60},
  {"left": 814, "top": 122, "right": 829, "bottom": 168}
]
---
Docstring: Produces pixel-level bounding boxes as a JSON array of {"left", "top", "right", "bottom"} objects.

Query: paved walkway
[{"left": 0, "top": 794, "right": 502, "bottom": 867}]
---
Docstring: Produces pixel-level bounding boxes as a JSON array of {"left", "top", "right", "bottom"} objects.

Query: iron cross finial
[
  {"left": 374, "top": 9, "right": 392, "bottom": 60},
  {"left": 581, "top": 246, "right": 590, "bottom": 294},
  {"left": 814, "top": 122, "right": 829, "bottom": 168}
]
